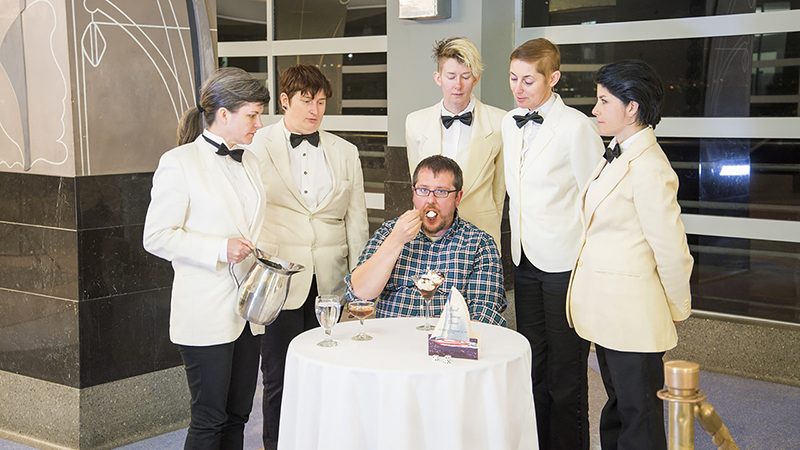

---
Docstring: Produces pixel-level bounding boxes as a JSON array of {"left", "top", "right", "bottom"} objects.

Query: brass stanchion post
[
  {"left": 695, "top": 401, "right": 740, "bottom": 450},
  {"left": 658, "top": 360, "right": 705, "bottom": 450}
]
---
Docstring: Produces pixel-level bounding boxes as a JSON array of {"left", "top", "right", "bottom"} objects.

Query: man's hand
[
  {"left": 387, "top": 209, "right": 422, "bottom": 246},
  {"left": 227, "top": 238, "right": 255, "bottom": 264}
]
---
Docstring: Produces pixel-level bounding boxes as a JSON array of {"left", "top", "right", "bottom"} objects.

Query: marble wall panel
[
  {"left": 79, "top": 288, "right": 179, "bottom": 388},
  {"left": 0, "top": 172, "right": 76, "bottom": 228},
  {"left": 385, "top": 145, "right": 410, "bottom": 183},
  {"left": 383, "top": 180, "right": 412, "bottom": 221},
  {"left": 0, "top": 290, "right": 79, "bottom": 386},
  {"left": 76, "top": 173, "right": 153, "bottom": 229},
  {"left": 78, "top": 224, "right": 173, "bottom": 301},
  {"left": 0, "top": 223, "right": 78, "bottom": 300}
]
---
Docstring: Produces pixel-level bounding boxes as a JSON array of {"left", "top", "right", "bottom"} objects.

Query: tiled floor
[{"left": 2, "top": 351, "right": 799, "bottom": 449}]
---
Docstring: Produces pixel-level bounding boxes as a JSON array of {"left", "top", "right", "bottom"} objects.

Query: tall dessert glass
[{"left": 411, "top": 270, "right": 445, "bottom": 331}]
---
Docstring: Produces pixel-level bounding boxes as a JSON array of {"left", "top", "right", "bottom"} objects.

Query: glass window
[
  {"left": 689, "top": 236, "right": 800, "bottom": 324},
  {"left": 660, "top": 138, "right": 800, "bottom": 222},
  {"left": 331, "top": 131, "right": 387, "bottom": 193},
  {"left": 275, "top": 53, "right": 387, "bottom": 115},
  {"left": 274, "top": 0, "right": 386, "bottom": 40},
  {"left": 217, "top": 0, "right": 267, "bottom": 41},
  {"left": 522, "top": 0, "right": 800, "bottom": 28},
  {"left": 556, "top": 32, "right": 800, "bottom": 117},
  {"left": 218, "top": 57, "right": 268, "bottom": 87}
]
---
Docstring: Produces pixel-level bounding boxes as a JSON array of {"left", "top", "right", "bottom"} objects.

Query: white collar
[
  {"left": 609, "top": 126, "right": 650, "bottom": 154},
  {"left": 440, "top": 96, "right": 476, "bottom": 116}
]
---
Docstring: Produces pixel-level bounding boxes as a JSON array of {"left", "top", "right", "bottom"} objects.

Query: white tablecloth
[{"left": 278, "top": 317, "right": 538, "bottom": 450}]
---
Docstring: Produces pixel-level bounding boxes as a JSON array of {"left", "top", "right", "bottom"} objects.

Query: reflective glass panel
[
  {"left": 557, "top": 32, "right": 800, "bottom": 117},
  {"left": 689, "top": 236, "right": 800, "bottom": 323},
  {"left": 274, "top": 0, "right": 386, "bottom": 40},
  {"left": 332, "top": 131, "right": 387, "bottom": 192},
  {"left": 275, "top": 54, "right": 387, "bottom": 115},
  {"left": 660, "top": 138, "right": 800, "bottom": 222},
  {"left": 217, "top": 0, "right": 268, "bottom": 41},
  {"left": 218, "top": 57, "right": 268, "bottom": 87},
  {"left": 522, "top": 0, "right": 800, "bottom": 27}
]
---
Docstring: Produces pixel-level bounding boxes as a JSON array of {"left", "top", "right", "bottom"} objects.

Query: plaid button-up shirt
[{"left": 344, "top": 215, "right": 507, "bottom": 326}]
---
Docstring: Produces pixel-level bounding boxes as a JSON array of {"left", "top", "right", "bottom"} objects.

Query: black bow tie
[
  {"left": 513, "top": 111, "right": 544, "bottom": 128},
  {"left": 290, "top": 131, "right": 320, "bottom": 148},
  {"left": 203, "top": 135, "right": 243, "bottom": 163},
  {"left": 604, "top": 144, "right": 621, "bottom": 163},
  {"left": 441, "top": 111, "right": 473, "bottom": 129}
]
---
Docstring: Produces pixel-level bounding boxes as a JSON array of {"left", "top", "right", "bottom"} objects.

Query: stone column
[{"left": 0, "top": 1, "right": 215, "bottom": 448}]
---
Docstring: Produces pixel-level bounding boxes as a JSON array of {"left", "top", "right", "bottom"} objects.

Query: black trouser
[
  {"left": 177, "top": 326, "right": 261, "bottom": 450},
  {"left": 260, "top": 277, "right": 319, "bottom": 450},
  {"left": 514, "top": 251, "right": 590, "bottom": 450},
  {"left": 596, "top": 345, "right": 667, "bottom": 450}
]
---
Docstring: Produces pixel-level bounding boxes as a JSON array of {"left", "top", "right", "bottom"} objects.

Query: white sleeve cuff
[{"left": 218, "top": 239, "right": 229, "bottom": 263}]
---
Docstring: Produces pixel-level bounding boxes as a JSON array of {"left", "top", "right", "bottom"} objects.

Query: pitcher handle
[
  {"left": 228, "top": 263, "right": 241, "bottom": 288},
  {"left": 229, "top": 240, "right": 259, "bottom": 289}
]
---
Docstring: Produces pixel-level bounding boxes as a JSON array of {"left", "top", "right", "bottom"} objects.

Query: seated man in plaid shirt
[{"left": 345, "top": 155, "right": 507, "bottom": 325}]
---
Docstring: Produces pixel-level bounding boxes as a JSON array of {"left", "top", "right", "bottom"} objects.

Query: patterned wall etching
[
  {"left": 72, "top": 0, "right": 206, "bottom": 175},
  {"left": 0, "top": 0, "right": 73, "bottom": 176}
]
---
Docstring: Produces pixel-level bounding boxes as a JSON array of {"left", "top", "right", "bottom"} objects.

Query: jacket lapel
[
  {"left": 582, "top": 128, "right": 657, "bottom": 226},
  {"left": 521, "top": 95, "right": 563, "bottom": 176},
  {"left": 505, "top": 108, "right": 525, "bottom": 179},
  {"left": 461, "top": 101, "right": 494, "bottom": 193},
  {"left": 194, "top": 136, "right": 252, "bottom": 238},
  {"left": 241, "top": 152, "right": 264, "bottom": 242},
  {"left": 264, "top": 121, "right": 311, "bottom": 212},
  {"left": 315, "top": 131, "right": 340, "bottom": 212},
  {"left": 419, "top": 106, "right": 443, "bottom": 159}
]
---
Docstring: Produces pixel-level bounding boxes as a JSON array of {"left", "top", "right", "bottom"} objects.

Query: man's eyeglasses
[{"left": 412, "top": 187, "right": 458, "bottom": 198}]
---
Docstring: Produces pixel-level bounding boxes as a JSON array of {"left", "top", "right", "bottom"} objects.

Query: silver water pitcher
[{"left": 236, "top": 252, "right": 304, "bottom": 325}]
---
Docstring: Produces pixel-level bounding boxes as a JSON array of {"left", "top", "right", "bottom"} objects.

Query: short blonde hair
[
  {"left": 432, "top": 37, "right": 483, "bottom": 79},
  {"left": 510, "top": 38, "right": 560, "bottom": 77}
]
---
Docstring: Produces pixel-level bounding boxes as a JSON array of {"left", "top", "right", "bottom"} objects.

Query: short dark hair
[
  {"left": 412, "top": 155, "right": 463, "bottom": 191},
  {"left": 279, "top": 64, "right": 333, "bottom": 110},
  {"left": 594, "top": 59, "right": 664, "bottom": 128}
]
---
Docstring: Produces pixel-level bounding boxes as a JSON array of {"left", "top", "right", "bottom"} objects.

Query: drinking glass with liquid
[
  {"left": 347, "top": 298, "right": 376, "bottom": 341},
  {"left": 315, "top": 294, "right": 342, "bottom": 347}
]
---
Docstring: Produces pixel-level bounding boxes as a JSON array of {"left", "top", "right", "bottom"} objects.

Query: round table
[{"left": 277, "top": 317, "right": 538, "bottom": 450}]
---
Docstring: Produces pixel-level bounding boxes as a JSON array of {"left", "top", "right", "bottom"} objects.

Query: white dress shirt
[
  {"left": 202, "top": 130, "right": 259, "bottom": 263},
  {"left": 520, "top": 94, "right": 557, "bottom": 165},
  {"left": 283, "top": 123, "right": 333, "bottom": 211},
  {"left": 440, "top": 97, "right": 476, "bottom": 167}
]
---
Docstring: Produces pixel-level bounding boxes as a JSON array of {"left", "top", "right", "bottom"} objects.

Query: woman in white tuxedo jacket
[
  {"left": 567, "top": 60, "right": 693, "bottom": 450},
  {"left": 143, "top": 68, "right": 271, "bottom": 450},
  {"left": 247, "top": 64, "right": 369, "bottom": 450},
  {"left": 503, "top": 38, "right": 604, "bottom": 450},
  {"left": 405, "top": 37, "right": 506, "bottom": 247}
]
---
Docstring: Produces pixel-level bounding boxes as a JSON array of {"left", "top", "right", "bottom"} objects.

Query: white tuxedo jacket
[
  {"left": 405, "top": 100, "right": 506, "bottom": 246},
  {"left": 143, "top": 135, "right": 266, "bottom": 346},
  {"left": 249, "top": 121, "right": 369, "bottom": 310},
  {"left": 502, "top": 94, "right": 605, "bottom": 271},
  {"left": 566, "top": 128, "right": 693, "bottom": 352}
]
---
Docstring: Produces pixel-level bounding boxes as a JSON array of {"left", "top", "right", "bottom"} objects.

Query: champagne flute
[
  {"left": 347, "top": 298, "right": 376, "bottom": 341},
  {"left": 315, "top": 294, "right": 342, "bottom": 347}
]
